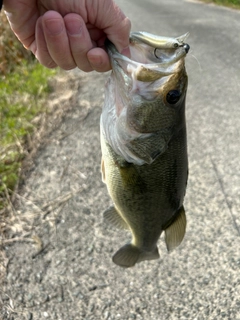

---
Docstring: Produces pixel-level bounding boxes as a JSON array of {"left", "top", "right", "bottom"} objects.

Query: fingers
[
  {"left": 4, "top": 1, "right": 38, "bottom": 49},
  {"left": 39, "top": 11, "right": 77, "bottom": 70},
  {"left": 63, "top": 13, "right": 94, "bottom": 72},
  {"left": 107, "top": 15, "right": 131, "bottom": 57},
  {"left": 34, "top": 16, "right": 57, "bottom": 68},
  {"left": 35, "top": 12, "right": 99, "bottom": 71},
  {"left": 35, "top": 11, "right": 111, "bottom": 72},
  {"left": 4, "top": 0, "right": 131, "bottom": 72},
  {"left": 87, "top": 48, "right": 111, "bottom": 72},
  {"left": 93, "top": 1, "right": 131, "bottom": 57}
]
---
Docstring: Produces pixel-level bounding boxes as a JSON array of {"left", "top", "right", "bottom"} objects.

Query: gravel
[{"left": 1, "top": 69, "right": 240, "bottom": 320}]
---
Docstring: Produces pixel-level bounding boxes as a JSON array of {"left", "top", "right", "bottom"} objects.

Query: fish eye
[
  {"left": 173, "top": 43, "right": 179, "bottom": 48},
  {"left": 166, "top": 90, "right": 181, "bottom": 104}
]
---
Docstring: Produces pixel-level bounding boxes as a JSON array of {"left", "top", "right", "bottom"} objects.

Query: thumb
[
  {"left": 94, "top": 1, "right": 131, "bottom": 56},
  {"left": 106, "top": 16, "right": 131, "bottom": 57}
]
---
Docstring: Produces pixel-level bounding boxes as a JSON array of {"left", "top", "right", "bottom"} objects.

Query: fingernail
[
  {"left": 121, "top": 46, "right": 131, "bottom": 58},
  {"left": 88, "top": 51, "right": 110, "bottom": 72},
  {"left": 66, "top": 19, "right": 82, "bottom": 36},
  {"left": 45, "top": 19, "right": 63, "bottom": 35}
]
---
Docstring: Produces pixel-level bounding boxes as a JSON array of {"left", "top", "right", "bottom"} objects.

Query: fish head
[{"left": 102, "top": 32, "right": 190, "bottom": 164}]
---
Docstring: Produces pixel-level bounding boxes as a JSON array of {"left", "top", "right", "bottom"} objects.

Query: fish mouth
[
  {"left": 106, "top": 32, "right": 190, "bottom": 82},
  {"left": 102, "top": 32, "right": 189, "bottom": 165}
]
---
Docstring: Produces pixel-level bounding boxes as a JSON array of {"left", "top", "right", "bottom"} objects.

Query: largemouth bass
[{"left": 101, "top": 31, "right": 190, "bottom": 268}]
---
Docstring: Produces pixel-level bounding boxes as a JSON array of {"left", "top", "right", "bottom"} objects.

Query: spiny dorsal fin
[
  {"left": 164, "top": 206, "right": 186, "bottom": 252},
  {"left": 103, "top": 206, "right": 129, "bottom": 230}
]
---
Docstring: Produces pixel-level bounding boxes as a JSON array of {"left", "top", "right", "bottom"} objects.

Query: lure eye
[
  {"left": 183, "top": 43, "right": 190, "bottom": 53},
  {"left": 166, "top": 90, "right": 181, "bottom": 104}
]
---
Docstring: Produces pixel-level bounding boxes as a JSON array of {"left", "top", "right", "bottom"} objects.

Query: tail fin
[{"left": 112, "top": 244, "right": 159, "bottom": 268}]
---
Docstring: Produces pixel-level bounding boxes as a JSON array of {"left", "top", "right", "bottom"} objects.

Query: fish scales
[{"left": 101, "top": 32, "right": 190, "bottom": 268}]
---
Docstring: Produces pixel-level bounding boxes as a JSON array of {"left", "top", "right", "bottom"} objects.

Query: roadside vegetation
[
  {"left": 0, "top": 12, "right": 57, "bottom": 211},
  {"left": 202, "top": 0, "right": 240, "bottom": 9},
  {"left": 0, "top": 12, "right": 78, "bottom": 309}
]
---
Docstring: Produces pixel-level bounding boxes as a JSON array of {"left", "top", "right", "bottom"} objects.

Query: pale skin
[{"left": 3, "top": 0, "right": 131, "bottom": 72}]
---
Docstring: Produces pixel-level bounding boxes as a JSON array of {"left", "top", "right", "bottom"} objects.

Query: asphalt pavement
[{"left": 2, "top": 1, "right": 240, "bottom": 319}]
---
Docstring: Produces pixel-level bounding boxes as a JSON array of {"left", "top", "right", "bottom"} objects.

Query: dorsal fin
[{"left": 164, "top": 206, "right": 186, "bottom": 252}]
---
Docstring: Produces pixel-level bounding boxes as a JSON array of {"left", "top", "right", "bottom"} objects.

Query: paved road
[{"left": 2, "top": 1, "right": 240, "bottom": 319}]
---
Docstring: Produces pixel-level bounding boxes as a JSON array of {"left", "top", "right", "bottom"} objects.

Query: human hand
[{"left": 3, "top": 0, "right": 131, "bottom": 72}]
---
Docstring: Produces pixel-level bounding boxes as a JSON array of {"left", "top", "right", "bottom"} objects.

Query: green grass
[
  {"left": 0, "top": 61, "right": 56, "bottom": 209},
  {"left": 0, "top": 11, "right": 57, "bottom": 209},
  {"left": 202, "top": 0, "right": 240, "bottom": 9}
]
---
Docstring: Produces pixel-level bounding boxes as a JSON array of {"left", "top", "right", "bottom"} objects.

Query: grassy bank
[
  {"left": 0, "top": 13, "right": 56, "bottom": 210},
  {"left": 202, "top": 0, "right": 240, "bottom": 9},
  {"left": 0, "top": 63, "right": 56, "bottom": 208}
]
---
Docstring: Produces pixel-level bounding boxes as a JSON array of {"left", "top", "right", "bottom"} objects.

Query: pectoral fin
[
  {"left": 103, "top": 206, "right": 129, "bottom": 230},
  {"left": 126, "top": 132, "right": 169, "bottom": 164},
  {"left": 164, "top": 206, "right": 186, "bottom": 252}
]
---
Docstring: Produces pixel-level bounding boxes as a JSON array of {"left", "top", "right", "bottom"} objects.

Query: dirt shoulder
[{"left": 0, "top": 69, "right": 87, "bottom": 319}]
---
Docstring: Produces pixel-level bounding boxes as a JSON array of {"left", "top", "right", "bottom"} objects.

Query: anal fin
[
  {"left": 103, "top": 206, "right": 129, "bottom": 230},
  {"left": 164, "top": 206, "right": 186, "bottom": 252},
  {"left": 101, "top": 158, "right": 105, "bottom": 183}
]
